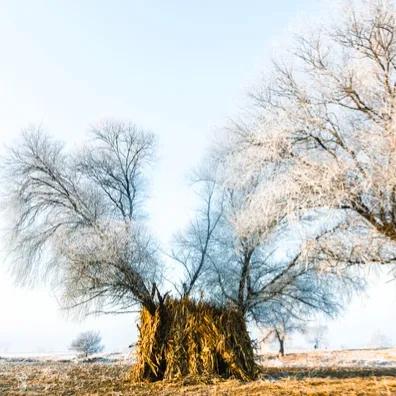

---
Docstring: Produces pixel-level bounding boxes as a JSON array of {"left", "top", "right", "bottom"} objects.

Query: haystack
[{"left": 131, "top": 298, "right": 257, "bottom": 382}]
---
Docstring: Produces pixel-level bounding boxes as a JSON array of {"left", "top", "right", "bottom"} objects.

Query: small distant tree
[
  {"left": 70, "top": 331, "right": 104, "bottom": 358},
  {"left": 369, "top": 330, "right": 393, "bottom": 348},
  {"left": 306, "top": 324, "right": 328, "bottom": 350},
  {"left": 261, "top": 311, "right": 306, "bottom": 356}
]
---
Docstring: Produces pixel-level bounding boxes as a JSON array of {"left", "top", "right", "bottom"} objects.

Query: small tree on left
[
  {"left": 70, "top": 331, "right": 104, "bottom": 358},
  {"left": 2, "top": 120, "right": 161, "bottom": 316}
]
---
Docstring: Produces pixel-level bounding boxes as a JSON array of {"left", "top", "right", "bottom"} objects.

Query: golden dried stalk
[{"left": 130, "top": 298, "right": 257, "bottom": 382}]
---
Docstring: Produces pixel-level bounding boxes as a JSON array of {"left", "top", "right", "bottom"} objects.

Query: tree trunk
[
  {"left": 279, "top": 338, "right": 285, "bottom": 357},
  {"left": 130, "top": 298, "right": 257, "bottom": 382}
]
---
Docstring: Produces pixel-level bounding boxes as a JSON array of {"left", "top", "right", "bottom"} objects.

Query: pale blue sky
[{"left": 0, "top": 0, "right": 394, "bottom": 354}]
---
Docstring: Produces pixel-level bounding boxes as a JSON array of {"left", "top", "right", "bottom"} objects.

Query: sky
[{"left": 0, "top": 0, "right": 395, "bottom": 355}]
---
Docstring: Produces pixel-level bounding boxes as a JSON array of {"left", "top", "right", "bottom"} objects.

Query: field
[{"left": 2, "top": 349, "right": 396, "bottom": 395}]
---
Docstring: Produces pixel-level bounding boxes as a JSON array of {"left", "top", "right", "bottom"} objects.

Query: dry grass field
[{"left": 2, "top": 350, "right": 396, "bottom": 395}]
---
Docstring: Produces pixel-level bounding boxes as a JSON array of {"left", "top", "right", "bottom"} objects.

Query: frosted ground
[
  {"left": 2, "top": 348, "right": 396, "bottom": 395},
  {"left": 259, "top": 348, "right": 396, "bottom": 368},
  {"left": 2, "top": 347, "right": 396, "bottom": 368}
]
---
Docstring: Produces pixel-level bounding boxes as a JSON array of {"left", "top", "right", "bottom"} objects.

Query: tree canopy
[
  {"left": 3, "top": 121, "right": 161, "bottom": 315},
  {"left": 213, "top": 0, "right": 396, "bottom": 270}
]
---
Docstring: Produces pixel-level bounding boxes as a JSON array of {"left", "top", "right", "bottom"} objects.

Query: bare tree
[
  {"left": 172, "top": 166, "right": 364, "bottom": 333},
  {"left": 369, "top": 330, "right": 393, "bottom": 348},
  {"left": 2, "top": 121, "right": 161, "bottom": 315},
  {"left": 70, "top": 330, "right": 104, "bottom": 358},
  {"left": 261, "top": 309, "right": 306, "bottom": 356},
  {"left": 219, "top": 0, "right": 396, "bottom": 269},
  {"left": 306, "top": 324, "right": 328, "bottom": 350},
  {"left": 171, "top": 169, "right": 224, "bottom": 298}
]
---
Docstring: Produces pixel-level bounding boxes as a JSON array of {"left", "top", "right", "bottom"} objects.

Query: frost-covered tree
[
  {"left": 70, "top": 331, "right": 104, "bottom": 358},
  {"left": 1, "top": 121, "right": 257, "bottom": 381},
  {"left": 369, "top": 330, "right": 393, "bottom": 348},
  {"left": 261, "top": 309, "right": 306, "bottom": 356},
  {"left": 2, "top": 121, "right": 161, "bottom": 316},
  {"left": 172, "top": 161, "right": 364, "bottom": 340},
  {"left": 221, "top": 0, "right": 396, "bottom": 267},
  {"left": 305, "top": 324, "right": 328, "bottom": 350}
]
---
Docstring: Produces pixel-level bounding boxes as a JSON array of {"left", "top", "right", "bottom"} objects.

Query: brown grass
[{"left": 2, "top": 361, "right": 396, "bottom": 395}]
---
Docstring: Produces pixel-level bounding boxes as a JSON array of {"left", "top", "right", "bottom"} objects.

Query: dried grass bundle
[{"left": 130, "top": 298, "right": 257, "bottom": 382}]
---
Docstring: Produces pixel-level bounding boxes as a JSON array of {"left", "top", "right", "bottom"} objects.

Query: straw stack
[{"left": 130, "top": 298, "right": 257, "bottom": 382}]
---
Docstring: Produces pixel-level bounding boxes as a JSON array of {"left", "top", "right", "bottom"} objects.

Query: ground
[{"left": 1, "top": 349, "right": 396, "bottom": 395}]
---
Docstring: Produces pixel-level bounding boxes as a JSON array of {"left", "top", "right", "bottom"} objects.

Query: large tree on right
[{"left": 222, "top": 0, "right": 396, "bottom": 265}]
